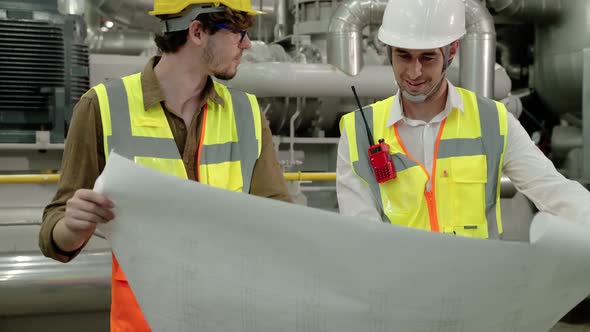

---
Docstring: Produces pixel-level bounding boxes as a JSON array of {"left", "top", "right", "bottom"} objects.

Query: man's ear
[
  {"left": 448, "top": 40, "right": 460, "bottom": 60},
  {"left": 187, "top": 20, "right": 207, "bottom": 46}
]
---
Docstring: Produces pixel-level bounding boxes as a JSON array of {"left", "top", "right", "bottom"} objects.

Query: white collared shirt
[{"left": 336, "top": 80, "right": 590, "bottom": 225}]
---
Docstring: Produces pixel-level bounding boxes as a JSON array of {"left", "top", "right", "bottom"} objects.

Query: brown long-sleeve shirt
[{"left": 39, "top": 57, "right": 292, "bottom": 262}]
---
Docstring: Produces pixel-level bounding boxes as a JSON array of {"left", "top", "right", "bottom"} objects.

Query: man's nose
[{"left": 406, "top": 59, "right": 422, "bottom": 80}]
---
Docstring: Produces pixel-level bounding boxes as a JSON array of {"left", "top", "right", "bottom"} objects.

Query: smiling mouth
[
  {"left": 406, "top": 80, "right": 425, "bottom": 87},
  {"left": 405, "top": 80, "right": 426, "bottom": 91}
]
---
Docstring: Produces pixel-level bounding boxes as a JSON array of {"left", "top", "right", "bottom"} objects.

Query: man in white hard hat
[{"left": 336, "top": 0, "right": 590, "bottom": 237}]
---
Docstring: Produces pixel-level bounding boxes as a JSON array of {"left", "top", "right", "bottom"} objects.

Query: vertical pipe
[
  {"left": 257, "top": 0, "right": 263, "bottom": 41},
  {"left": 459, "top": 0, "right": 496, "bottom": 98},
  {"left": 582, "top": 48, "right": 590, "bottom": 182},
  {"left": 289, "top": 98, "right": 302, "bottom": 166},
  {"left": 326, "top": 0, "right": 388, "bottom": 76},
  {"left": 274, "top": 0, "right": 288, "bottom": 40}
]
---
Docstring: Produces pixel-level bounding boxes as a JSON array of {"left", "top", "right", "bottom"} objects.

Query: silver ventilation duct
[
  {"left": 460, "top": 0, "right": 496, "bottom": 98},
  {"left": 85, "top": 3, "right": 154, "bottom": 56},
  {"left": 487, "top": 0, "right": 563, "bottom": 22},
  {"left": 0, "top": 250, "right": 110, "bottom": 315},
  {"left": 87, "top": 0, "right": 160, "bottom": 32},
  {"left": 326, "top": 0, "right": 388, "bottom": 76},
  {"left": 87, "top": 29, "right": 155, "bottom": 55}
]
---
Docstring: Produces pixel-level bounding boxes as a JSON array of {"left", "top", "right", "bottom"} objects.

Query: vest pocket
[
  {"left": 448, "top": 155, "right": 488, "bottom": 238},
  {"left": 203, "top": 161, "right": 244, "bottom": 192}
]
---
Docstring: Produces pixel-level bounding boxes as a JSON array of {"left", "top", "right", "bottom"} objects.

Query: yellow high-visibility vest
[
  {"left": 92, "top": 72, "right": 262, "bottom": 331},
  {"left": 340, "top": 87, "right": 508, "bottom": 239}
]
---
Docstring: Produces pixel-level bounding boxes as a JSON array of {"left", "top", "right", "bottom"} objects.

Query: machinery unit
[{"left": 0, "top": 0, "right": 89, "bottom": 144}]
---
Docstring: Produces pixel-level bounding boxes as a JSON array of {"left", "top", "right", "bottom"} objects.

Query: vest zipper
[
  {"left": 394, "top": 119, "right": 446, "bottom": 233},
  {"left": 424, "top": 189, "right": 440, "bottom": 232}
]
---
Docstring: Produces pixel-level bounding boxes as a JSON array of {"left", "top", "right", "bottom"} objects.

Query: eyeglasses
[{"left": 213, "top": 23, "right": 248, "bottom": 44}]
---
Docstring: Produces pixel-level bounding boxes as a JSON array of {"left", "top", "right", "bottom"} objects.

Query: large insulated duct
[
  {"left": 87, "top": 29, "right": 155, "bottom": 55},
  {"left": 460, "top": 0, "right": 496, "bottom": 98},
  {"left": 85, "top": 4, "right": 154, "bottom": 56},
  {"left": 0, "top": 250, "right": 110, "bottom": 315},
  {"left": 86, "top": 0, "right": 160, "bottom": 32},
  {"left": 222, "top": 62, "right": 512, "bottom": 100},
  {"left": 326, "top": 0, "right": 388, "bottom": 76},
  {"left": 487, "top": 0, "right": 563, "bottom": 22}
]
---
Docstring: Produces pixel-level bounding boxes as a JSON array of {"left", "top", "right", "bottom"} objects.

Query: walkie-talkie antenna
[{"left": 351, "top": 86, "right": 375, "bottom": 146}]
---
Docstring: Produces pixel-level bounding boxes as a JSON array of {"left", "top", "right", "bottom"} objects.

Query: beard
[{"left": 203, "top": 42, "right": 238, "bottom": 80}]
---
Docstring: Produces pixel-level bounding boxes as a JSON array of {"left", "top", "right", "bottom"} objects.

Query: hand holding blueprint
[{"left": 96, "top": 153, "right": 590, "bottom": 332}]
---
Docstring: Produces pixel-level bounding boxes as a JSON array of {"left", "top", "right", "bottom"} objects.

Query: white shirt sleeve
[
  {"left": 503, "top": 112, "right": 590, "bottom": 225},
  {"left": 336, "top": 128, "right": 383, "bottom": 222}
]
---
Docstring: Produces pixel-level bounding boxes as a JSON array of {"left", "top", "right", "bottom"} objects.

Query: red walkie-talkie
[{"left": 351, "top": 86, "right": 396, "bottom": 183}]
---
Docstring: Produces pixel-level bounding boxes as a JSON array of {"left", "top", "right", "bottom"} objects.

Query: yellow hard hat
[{"left": 149, "top": 0, "right": 264, "bottom": 16}]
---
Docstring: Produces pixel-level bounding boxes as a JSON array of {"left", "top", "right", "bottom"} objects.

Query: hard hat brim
[
  {"left": 149, "top": 2, "right": 266, "bottom": 16},
  {"left": 378, "top": 28, "right": 465, "bottom": 50}
]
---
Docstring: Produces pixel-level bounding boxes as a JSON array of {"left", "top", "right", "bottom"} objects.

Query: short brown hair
[{"left": 154, "top": 7, "right": 255, "bottom": 54}]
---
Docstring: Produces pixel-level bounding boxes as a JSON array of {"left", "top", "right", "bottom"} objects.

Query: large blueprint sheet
[{"left": 96, "top": 153, "right": 590, "bottom": 332}]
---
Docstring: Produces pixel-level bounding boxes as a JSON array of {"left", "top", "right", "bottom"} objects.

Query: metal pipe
[
  {"left": 0, "top": 173, "right": 335, "bottom": 183},
  {"left": 0, "top": 250, "right": 111, "bottom": 316},
  {"left": 487, "top": 0, "right": 563, "bottom": 22},
  {"left": 0, "top": 174, "right": 59, "bottom": 184},
  {"left": 0, "top": 173, "right": 517, "bottom": 194},
  {"left": 57, "top": 0, "right": 86, "bottom": 15},
  {"left": 326, "top": 0, "right": 388, "bottom": 76},
  {"left": 289, "top": 100, "right": 302, "bottom": 167},
  {"left": 459, "top": 0, "right": 496, "bottom": 98},
  {"left": 496, "top": 41, "right": 527, "bottom": 80},
  {"left": 274, "top": 0, "right": 288, "bottom": 40},
  {"left": 551, "top": 126, "right": 583, "bottom": 160},
  {"left": 0, "top": 143, "right": 65, "bottom": 150},
  {"left": 87, "top": 0, "right": 160, "bottom": 32},
  {"left": 223, "top": 62, "right": 512, "bottom": 99},
  {"left": 87, "top": 29, "right": 155, "bottom": 55},
  {"left": 300, "top": 186, "right": 337, "bottom": 192},
  {"left": 284, "top": 172, "right": 336, "bottom": 181}
]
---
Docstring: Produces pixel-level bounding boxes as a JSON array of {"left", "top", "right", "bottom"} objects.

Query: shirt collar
[
  {"left": 386, "top": 79, "right": 464, "bottom": 127},
  {"left": 141, "top": 56, "right": 225, "bottom": 110}
]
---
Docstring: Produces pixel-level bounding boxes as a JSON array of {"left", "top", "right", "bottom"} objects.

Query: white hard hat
[{"left": 377, "top": 0, "right": 466, "bottom": 50}]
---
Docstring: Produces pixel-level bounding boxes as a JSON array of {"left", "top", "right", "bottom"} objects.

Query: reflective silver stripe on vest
[
  {"left": 105, "top": 78, "right": 181, "bottom": 160},
  {"left": 351, "top": 107, "right": 419, "bottom": 223},
  {"left": 228, "top": 89, "right": 259, "bottom": 194},
  {"left": 438, "top": 138, "right": 485, "bottom": 159},
  {"left": 200, "top": 142, "right": 241, "bottom": 164},
  {"left": 477, "top": 95, "right": 505, "bottom": 239}
]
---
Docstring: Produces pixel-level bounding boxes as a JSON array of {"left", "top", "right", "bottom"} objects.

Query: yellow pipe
[
  {"left": 283, "top": 172, "right": 336, "bottom": 181},
  {"left": 0, "top": 174, "right": 60, "bottom": 184},
  {"left": 0, "top": 172, "right": 337, "bottom": 184}
]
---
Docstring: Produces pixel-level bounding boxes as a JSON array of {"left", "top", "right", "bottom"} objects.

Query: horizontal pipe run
[{"left": 0, "top": 173, "right": 337, "bottom": 183}]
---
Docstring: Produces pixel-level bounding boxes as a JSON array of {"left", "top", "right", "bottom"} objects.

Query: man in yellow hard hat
[
  {"left": 39, "top": 1, "right": 291, "bottom": 330},
  {"left": 337, "top": 0, "right": 590, "bottom": 235}
]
